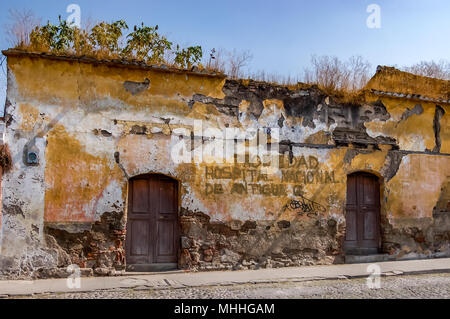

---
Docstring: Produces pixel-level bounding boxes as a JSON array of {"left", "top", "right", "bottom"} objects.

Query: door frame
[
  {"left": 124, "top": 173, "right": 181, "bottom": 271},
  {"left": 343, "top": 171, "right": 383, "bottom": 255}
]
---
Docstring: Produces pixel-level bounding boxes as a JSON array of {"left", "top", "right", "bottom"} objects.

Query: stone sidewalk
[{"left": 1, "top": 258, "right": 449, "bottom": 297}]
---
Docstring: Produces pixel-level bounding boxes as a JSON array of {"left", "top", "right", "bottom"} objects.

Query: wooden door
[
  {"left": 344, "top": 173, "right": 380, "bottom": 255},
  {"left": 126, "top": 174, "right": 179, "bottom": 267}
]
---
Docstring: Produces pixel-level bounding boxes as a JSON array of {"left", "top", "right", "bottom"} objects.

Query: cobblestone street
[{"left": 11, "top": 273, "right": 450, "bottom": 299}]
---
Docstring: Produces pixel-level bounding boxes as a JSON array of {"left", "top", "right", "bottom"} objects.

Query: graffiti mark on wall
[{"left": 285, "top": 196, "right": 327, "bottom": 217}]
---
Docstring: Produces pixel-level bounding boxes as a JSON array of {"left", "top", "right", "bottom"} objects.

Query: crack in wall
[
  {"left": 381, "top": 150, "right": 405, "bottom": 182},
  {"left": 397, "top": 104, "right": 424, "bottom": 126},
  {"left": 432, "top": 105, "right": 445, "bottom": 153}
]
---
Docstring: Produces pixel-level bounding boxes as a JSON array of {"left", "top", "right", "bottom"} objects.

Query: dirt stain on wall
[{"left": 44, "top": 125, "right": 121, "bottom": 222}]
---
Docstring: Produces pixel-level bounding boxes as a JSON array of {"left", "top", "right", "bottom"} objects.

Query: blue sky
[{"left": 1, "top": 0, "right": 449, "bottom": 109}]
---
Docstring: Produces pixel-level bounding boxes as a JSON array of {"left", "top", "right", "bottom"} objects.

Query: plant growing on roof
[
  {"left": 174, "top": 45, "right": 203, "bottom": 69},
  {"left": 123, "top": 23, "right": 172, "bottom": 63},
  {"left": 30, "top": 21, "right": 57, "bottom": 51},
  {"left": 72, "top": 27, "right": 92, "bottom": 56},
  {"left": 30, "top": 16, "right": 75, "bottom": 52},
  {"left": 54, "top": 16, "right": 76, "bottom": 52},
  {"left": 25, "top": 15, "right": 204, "bottom": 68},
  {"left": 89, "top": 20, "right": 128, "bottom": 56}
]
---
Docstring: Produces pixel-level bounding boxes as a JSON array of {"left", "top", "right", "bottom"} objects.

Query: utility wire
[{"left": 0, "top": 56, "right": 6, "bottom": 77}]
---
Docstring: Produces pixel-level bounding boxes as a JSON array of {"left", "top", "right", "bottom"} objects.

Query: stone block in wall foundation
[{"left": 94, "top": 267, "right": 115, "bottom": 276}]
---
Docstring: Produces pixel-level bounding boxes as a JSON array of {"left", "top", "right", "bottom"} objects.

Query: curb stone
[{"left": 1, "top": 260, "right": 450, "bottom": 297}]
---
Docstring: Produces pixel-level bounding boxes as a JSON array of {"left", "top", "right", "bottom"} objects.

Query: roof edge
[
  {"left": 2, "top": 49, "right": 227, "bottom": 79},
  {"left": 365, "top": 65, "right": 450, "bottom": 101},
  {"left": 374, "top": 65, "right": 450, "bottom": 83}
]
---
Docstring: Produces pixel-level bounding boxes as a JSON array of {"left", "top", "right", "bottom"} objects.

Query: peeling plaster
[{"left": 1, "top": 53, "right": 449, "bottom": 277}]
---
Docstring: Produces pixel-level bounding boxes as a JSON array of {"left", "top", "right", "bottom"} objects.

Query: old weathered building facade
[{"left": 0, "top": 50, "right": 449, "bottom": 278}]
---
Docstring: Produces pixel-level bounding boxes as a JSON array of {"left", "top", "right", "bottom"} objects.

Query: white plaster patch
[{"left": 92, "top": 180, "right": 124, "bottom": 221}]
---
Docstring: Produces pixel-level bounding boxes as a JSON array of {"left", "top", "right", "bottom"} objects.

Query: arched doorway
[
  {"left": 344, "top": 172, "right": 381, "bottom": 255},
  {"left": 125, "top": 174, "right": 179, "bottom": 271}
]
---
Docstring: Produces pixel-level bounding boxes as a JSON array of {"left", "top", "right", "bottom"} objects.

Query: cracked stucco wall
[{"left": 0, "top": 53, "right": 449, "bottom": 277}]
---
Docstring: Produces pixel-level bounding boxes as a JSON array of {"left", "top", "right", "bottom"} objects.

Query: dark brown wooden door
[
  {"left": 344, "top": 173, "right": 380, "bottom": 255},
  {"left": 126, "top": 174, "right": 179, "bottom": 266}
]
